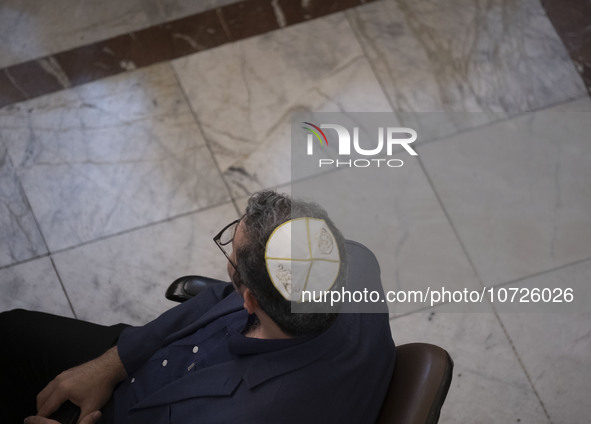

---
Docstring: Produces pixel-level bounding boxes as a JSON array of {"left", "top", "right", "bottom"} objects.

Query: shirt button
[
  {"left": 162, "top": 359, "right": 168, "bottom": 367},
  {"left": 130, "top": 378, "right": 135, "bottom": 383},
  {"left": 193, "top": 346, "right": 199, "bottom": 354}
]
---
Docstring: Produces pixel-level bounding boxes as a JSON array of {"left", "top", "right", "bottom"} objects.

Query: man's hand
[
  {"left": 24, "top": 411, "right": 102, "bottom": 424},
  {"left": 34, "top": 347, "right": 127, "bottom": 424}
]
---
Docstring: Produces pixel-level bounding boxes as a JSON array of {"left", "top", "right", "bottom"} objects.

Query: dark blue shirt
[
  {"left": 114, "top": 241, "right": 395, "bottom": 423},
  {"left": 118, "top": 307, "right": 245, "bottom": 408},
  {"left": 117, "top": 307, "right": 306, "bottom": 411}
]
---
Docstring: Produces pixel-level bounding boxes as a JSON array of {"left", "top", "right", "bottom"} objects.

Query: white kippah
[{"left": 265, "top": 217, "right": 341, "bottom": 302}]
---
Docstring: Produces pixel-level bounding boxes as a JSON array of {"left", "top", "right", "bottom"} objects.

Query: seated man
[{"left": 0, "top": 191, "right": 395, "bottom": 424}]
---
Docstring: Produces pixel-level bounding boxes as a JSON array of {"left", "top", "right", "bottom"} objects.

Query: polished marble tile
[
  {"left": 0, "top": 0, "right": 331, "bottom": 72},
  {"left": 492, "top": 259, "right": 590, "bottom": 315},
  {"left": 0, "top": 8, "right": 231, "bottom": 108},
  {"left": 542, "top": 0, "right": 591, "bottom": 95},
  {"left": 0, "top": 3, "right": 586, "bottom": 423},
  {"left": 0, "top": 63, "right": 230, "bottom": 252},
  {"left": 497, "top": 260, "right": 591, "bottom": 424},
  {"left": 172, "top": 13, "right": 392, "bottom": 198},
  {"left": 220, "top": 0, "right": 280, "bottom": 40},
  {"left": 53, "top": 9, "right": 230, "bottom": 88},
  {"left": 2, "top": 57, "right": 73, "bottom": 104},
  {"left": 143, "top": 0, "right": 240, "bottom": 26},
  {"left": 217, "top": 0, "right": 369, "bottom": 40},
  {"left": 0, "top": 66, "right": 33, "bottom": 106},
  {"left": 0, "top": 147, "right": 47, "bottom": 267},
  {"left": 418, "top": 98, "right": 591, "bottom": 285},
  {"left": 0, "top": 0, "right": 372, "bottom": 73},
  {"left": 291, "top": 158, "right": 480, "bottom": 314},
  {"left": 0, "top": 0, "right": 150, "bottom": 69},
  {"left": 390, "top": 309, "right": 550, "bottom": 423},
  {"left": 277, "top": 0, "right": 363, "bottom": 25},
  {"left": 0, "top": 0, "right": 378, "bottom": 109},
  {"left": 0, "top": 0, "right": 241, "bottom": 70},
  {"left": 0, "top": 257, "right": 74, "bottom": 317},
  {"left": 52, "top": 203, "right": 239, "bottom": 326},
  {"left": 348, "top": 0, "right": 586, "bottom": 138}
]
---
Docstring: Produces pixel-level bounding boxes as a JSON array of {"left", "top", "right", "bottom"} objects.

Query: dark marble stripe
[
  {"left": 541, "top": 0, "right": 591, "bottom": 95},
  {"left": 221, "top": 0, "right": 280, "bottom": 40},
  {"left": 0, "top": 71, "right": 27, "bottom": 106},
  {"left": 279, "top": 0, "right": 363, "bottom": 24},
  {"left": 3, "top": 59, "right": 71, "bottom": 104},
  {"left": 0, "top": 0, "right": 376, "bottom": 109},
  {"left": 56, "top": 9, "right": 229, "bottom": 87}
]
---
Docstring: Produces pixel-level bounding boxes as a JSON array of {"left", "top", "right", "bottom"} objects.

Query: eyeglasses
[{"left": 213, "top": 217, "right": 242, "bottom": 271}]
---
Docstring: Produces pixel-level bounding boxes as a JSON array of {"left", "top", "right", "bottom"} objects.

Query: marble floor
[{"left": 1, "top": 0, "right": 590, "bottom": 423}]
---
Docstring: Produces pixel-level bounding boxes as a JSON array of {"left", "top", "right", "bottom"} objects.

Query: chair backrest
[{"left": 377, "top": 343, "right": 453, "bottom": 424}]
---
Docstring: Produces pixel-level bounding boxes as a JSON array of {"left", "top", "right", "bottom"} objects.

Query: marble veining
[
  {"left": 52, "top": 203, "right": 238, "bottom": 326},
  {"left": 172, "top": 13, "right": 392, "bottom": 197},
  {"left": 0, "top": 63, "right": 230, "bottom": 252},
  {"left": 271, "top": 0, "right": 288, "bottom": 28},
  {"left": 0, "top": 0, "right": 150, "bottom": 69},
  {"left": 0, "top": 0, "right": 376, "bottom": 109},
  {"left": 0, "top": 0, "right": 241, "bottom": 70},
  {"left": 37, "top": 57, "right": 72, "bottom": 90},
  {"left": 0, "top": 1, "right": 589, "bottom": 422},
  {"left": 0, "top": 147, "right": 47, "bottom": 267},
  {"left": 348, "top": 0, "right": 586, "bottom": 138}
]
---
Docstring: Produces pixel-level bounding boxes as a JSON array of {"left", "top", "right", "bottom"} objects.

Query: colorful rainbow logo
[{"left": 302, "top": 122, "right": 328, "bottom": 146}]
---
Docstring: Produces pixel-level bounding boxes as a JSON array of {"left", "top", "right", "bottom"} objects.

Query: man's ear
[{"left": 242, "top": 288, "right": 259, "bottom": 315}]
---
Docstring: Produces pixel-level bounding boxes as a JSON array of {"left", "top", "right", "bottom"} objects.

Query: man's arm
[
  {"left": 27, "top": 281, "right": 233, "bottom": 423},
  {"left": 26, "top": 346, "right": 127, "bottom": 424}
]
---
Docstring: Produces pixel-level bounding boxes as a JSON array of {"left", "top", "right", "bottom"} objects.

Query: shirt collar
[{"left": 227, "top": 314, "right": 310, "bottom": 355}]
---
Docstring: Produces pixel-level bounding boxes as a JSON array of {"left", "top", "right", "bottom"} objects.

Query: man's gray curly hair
[{"left": 235, "top": 190, "right": 347, "bottom": 337}]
